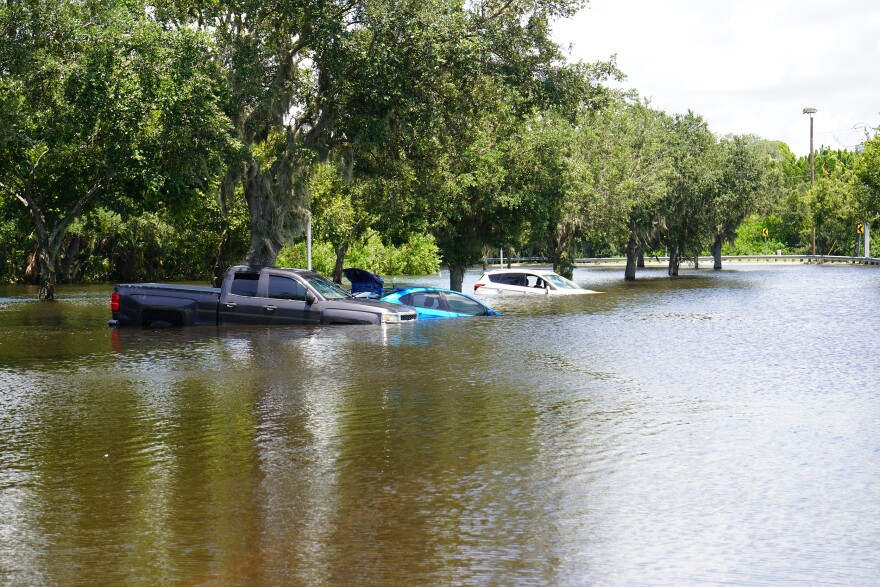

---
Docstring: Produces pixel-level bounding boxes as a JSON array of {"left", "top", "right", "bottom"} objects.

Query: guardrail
[{"left": 485, "top": 255, "right": 880, "bottom": 266}]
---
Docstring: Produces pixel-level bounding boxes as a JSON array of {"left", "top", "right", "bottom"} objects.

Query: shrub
[{"left": 276, "top": 233, "right": 440, "bottom": 277}]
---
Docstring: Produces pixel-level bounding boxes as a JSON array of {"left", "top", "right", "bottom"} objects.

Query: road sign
[
  {"left": 762, "top": 228, "right": 769, "bottom": 237},
  {"left": 857, "top": 223, "right": 865, "bottom": 234}
]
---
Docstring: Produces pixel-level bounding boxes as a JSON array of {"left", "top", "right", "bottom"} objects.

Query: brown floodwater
[{"left": 1, "top": 264, "right": 879, "bottom": 585}]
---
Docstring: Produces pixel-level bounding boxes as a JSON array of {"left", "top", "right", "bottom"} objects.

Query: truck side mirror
[{"left": 305, "top": 291, "right": 316, "bottom": 305}]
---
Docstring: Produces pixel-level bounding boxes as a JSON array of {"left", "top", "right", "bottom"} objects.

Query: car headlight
[{"left": 382, "top": 311, "right": 416, "bottom": 323}]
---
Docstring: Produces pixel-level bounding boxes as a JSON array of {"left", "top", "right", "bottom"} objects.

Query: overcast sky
[{"left": 553, "top": 0, "right": 880, "bottom": 157}]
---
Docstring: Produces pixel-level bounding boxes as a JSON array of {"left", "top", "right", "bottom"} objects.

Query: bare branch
[
  {"left": 49, "top": 181, "right": 102, "bottom": 247},
  {"left": 487, "top": 0, "right": 519, "bottom": 20}
]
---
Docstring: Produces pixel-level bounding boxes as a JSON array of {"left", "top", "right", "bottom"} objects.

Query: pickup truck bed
[{"left": 111, "top": 283, "right": 222, "bottom": 327}]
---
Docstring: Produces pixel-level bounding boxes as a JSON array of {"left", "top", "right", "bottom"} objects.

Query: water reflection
[{"left": 0, "top": 265, "right": 879, "bottom": 584}]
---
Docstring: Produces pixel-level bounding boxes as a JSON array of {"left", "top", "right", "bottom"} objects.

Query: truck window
[
  {"left": 268, "top": 275, "right": 307, "bottom": 301},
  {"left": 230, "top": 272, "right": 260, "bottom": 297}
]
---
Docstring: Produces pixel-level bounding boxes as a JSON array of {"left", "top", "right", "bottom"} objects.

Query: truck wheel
[{"left": 142, "top": 310, "right": 184, "bottom": 328}]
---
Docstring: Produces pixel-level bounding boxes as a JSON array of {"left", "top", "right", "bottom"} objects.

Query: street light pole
[{"left": 803, "top": 107, "right": 817, "bottom": 255}]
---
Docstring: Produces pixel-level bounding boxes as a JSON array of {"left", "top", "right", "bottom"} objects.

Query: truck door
[
  {"left": 218, "top": 271, "right": 264, "bottom": 324},
  {"left": 263, "top": 274, "right": 321, "bottom": 325}
]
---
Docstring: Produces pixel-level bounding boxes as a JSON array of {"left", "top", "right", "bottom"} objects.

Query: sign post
[
  {"left": 856, "top": 223, "right": 864, "bottom": 258},
  {"left": 762, "top": 227, "right": 769, "bottom": 254},
  {"left": 306, "top": 213, "right": 312, "bottom": 271}
]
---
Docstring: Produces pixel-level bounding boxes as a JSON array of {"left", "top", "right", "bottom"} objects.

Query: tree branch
[
  {"left": 49, "top": 181, "right": 102, "bottom": 249},
  {"left": 487, "top": 0, "right": 519, "bottom": 20}
]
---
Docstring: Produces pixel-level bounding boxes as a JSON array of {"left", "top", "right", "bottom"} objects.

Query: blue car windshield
[{"left": 303, "top": 273, "right": 351, "bottom": 299}]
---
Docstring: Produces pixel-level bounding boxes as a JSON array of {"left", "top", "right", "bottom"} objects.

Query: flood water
[{"left": 1, "top": 264, "right": 879, "bottom": 586}]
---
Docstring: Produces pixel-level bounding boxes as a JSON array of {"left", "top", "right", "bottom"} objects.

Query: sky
[{"left": 553, "top": 0, "right": 880, "bottom": 157}]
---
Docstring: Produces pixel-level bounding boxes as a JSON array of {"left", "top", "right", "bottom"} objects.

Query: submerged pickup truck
[{"left": 109, "top": 265, "right": 417, "bottom": 327}]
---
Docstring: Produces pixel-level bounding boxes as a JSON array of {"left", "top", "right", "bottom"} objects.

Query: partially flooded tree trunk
[
  {"left": 20, "top": 196, "right": 94, "bottom": 300},
  {"left": 547, "top": 229, "right": 574, "bottom": 279},
  {"left": 624, "top": 231, "right": 638, "bottom": 281},
  {"left": 5, "top": 151, "right": 95, "bottom": 300},
  {"left": 693, "top": 255, "right": 699, "bottom": 269},
  {"left": 38, "top": 248, "right": 60, "bottom": 300},
  {"left": 449, "top": 265, "right": 466, "bottom": 293},
  {"left": 555, "top": 256, "right": 574, "bottom": 280},
  {"left": 712, "top": 235, "right": 723, "bottom": 270},
  {"left": 668, "top": 246, "right": 680, "bottom": 276}
]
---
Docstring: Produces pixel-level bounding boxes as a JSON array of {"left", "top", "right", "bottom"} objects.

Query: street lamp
[{"left": 803, "top": 107, "right": 817, "bottom": 255}]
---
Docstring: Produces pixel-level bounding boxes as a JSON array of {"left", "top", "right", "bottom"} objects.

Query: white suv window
[{"left": 488, "top": 273, "right": 528, "bottom": 286}]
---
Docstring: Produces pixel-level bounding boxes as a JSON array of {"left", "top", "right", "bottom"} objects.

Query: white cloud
[{"left": 554, "top": 0, "right": 880, "bottom": 156}]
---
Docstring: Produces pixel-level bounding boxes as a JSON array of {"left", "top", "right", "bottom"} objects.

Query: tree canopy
[{"left": 1, "top": 0, "right": 879, "bottom": 296}]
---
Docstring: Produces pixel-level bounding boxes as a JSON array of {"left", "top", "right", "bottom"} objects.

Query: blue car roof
[
  {"left": 381, "top": 286, "right": 500, "bottom": 317},
  {"left": 381, "top": 286, "right": 489, "bottom": 304}
]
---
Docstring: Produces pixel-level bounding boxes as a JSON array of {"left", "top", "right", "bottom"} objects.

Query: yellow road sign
[
  {"left": 762, "top": 228, "right": 769, "bottom": 237},
  {"left": 857, "top": 223, "right": 865, "bottom": 234}
]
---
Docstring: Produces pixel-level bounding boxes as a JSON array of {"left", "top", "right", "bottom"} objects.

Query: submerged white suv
[{"left": 473, "top": 269, "right": 598, "bottom": 295}]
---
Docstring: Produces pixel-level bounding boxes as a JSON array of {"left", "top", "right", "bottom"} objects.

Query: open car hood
[{"left": 342, "top": 268, "right": 384, "bottom": 296}]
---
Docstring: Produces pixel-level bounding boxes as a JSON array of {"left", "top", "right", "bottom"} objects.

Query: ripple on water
[{"left": 0, "top": 266, "right": 879, "bottom": 585}]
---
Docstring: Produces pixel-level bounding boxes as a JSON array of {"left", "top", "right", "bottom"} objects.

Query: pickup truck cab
[{"left": 109, "top": 265, "right": 417, "bottom": 327}]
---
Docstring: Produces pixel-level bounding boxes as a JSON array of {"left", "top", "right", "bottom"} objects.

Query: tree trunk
[
  {"left": 30, "top": 212, "right": 61, "bottom": 301},
  {"left": 60, "top": 235, "right": 81, "bottom": 283},
  {"left": 241, "top": 158, "right": 307, "bottom": 269},
  {"left": 668, "top": 246, "right": 680, "bottom": 276},
  {"left": 244, "top": 230, "right": 283, "bottom": 267},
  {"left": 555, "top": 256, "right": 574, "bottom": 280},
  {"left": 5, "top": 150, "right": 94, "bottom": 300},
  {"left": 547, "top": 228, "right": 575, "bottom": 279},
  {"left": 25, "top": 250, "right": 39, "bottom": 284},
  {"left": 693, "top": 255, "right": 699, "bottom": 269},
  {"left": 624, "top": 231, "right": 638, "bottom": 281},
  {"left": 212, "top": 228, "right": 231, "bottom": 287},
  {"left": 243, "top": 165, "right": 284, "bottom": 267},
  {"left": 712, "top": 235, "right": 723, "bottom": 270},
  {"left": 332, "top": 242, "right": 350, "bottom": 283},
  {"left": 637, "top": 248, "right": 645, "bottom": 268},
  {"left": 449, "top": 265, "right": 466, "bottom": 292},
  {"left": 38, "top": 248, "right": 58, "bottom": 301}
]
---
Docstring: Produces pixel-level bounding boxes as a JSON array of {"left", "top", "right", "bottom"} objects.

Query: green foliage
[
  {"left": 854, "top": 136, "right": 880, "bottom": 218},
  {"left": 0, "top": 0, "right": 234, "bottom": 296},
  {"left": 277, "top": 233, "right": 440, "bottom": 277},
  {"left": 723, "top": 215, "right": 788, "bottom": 255},
  {"left": 654, "top": 111, "right": 722, "bottom": 271},
  {"left": 276, "top": 242, "right": 337, "bottom": 276},
  {"left": 572, "top": 100, "right": 671, "bottom": 257}
]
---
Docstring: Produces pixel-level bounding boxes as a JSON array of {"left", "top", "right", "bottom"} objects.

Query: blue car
[{"left": 343, "top": 268, "right": 500, "bottom": 319}]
